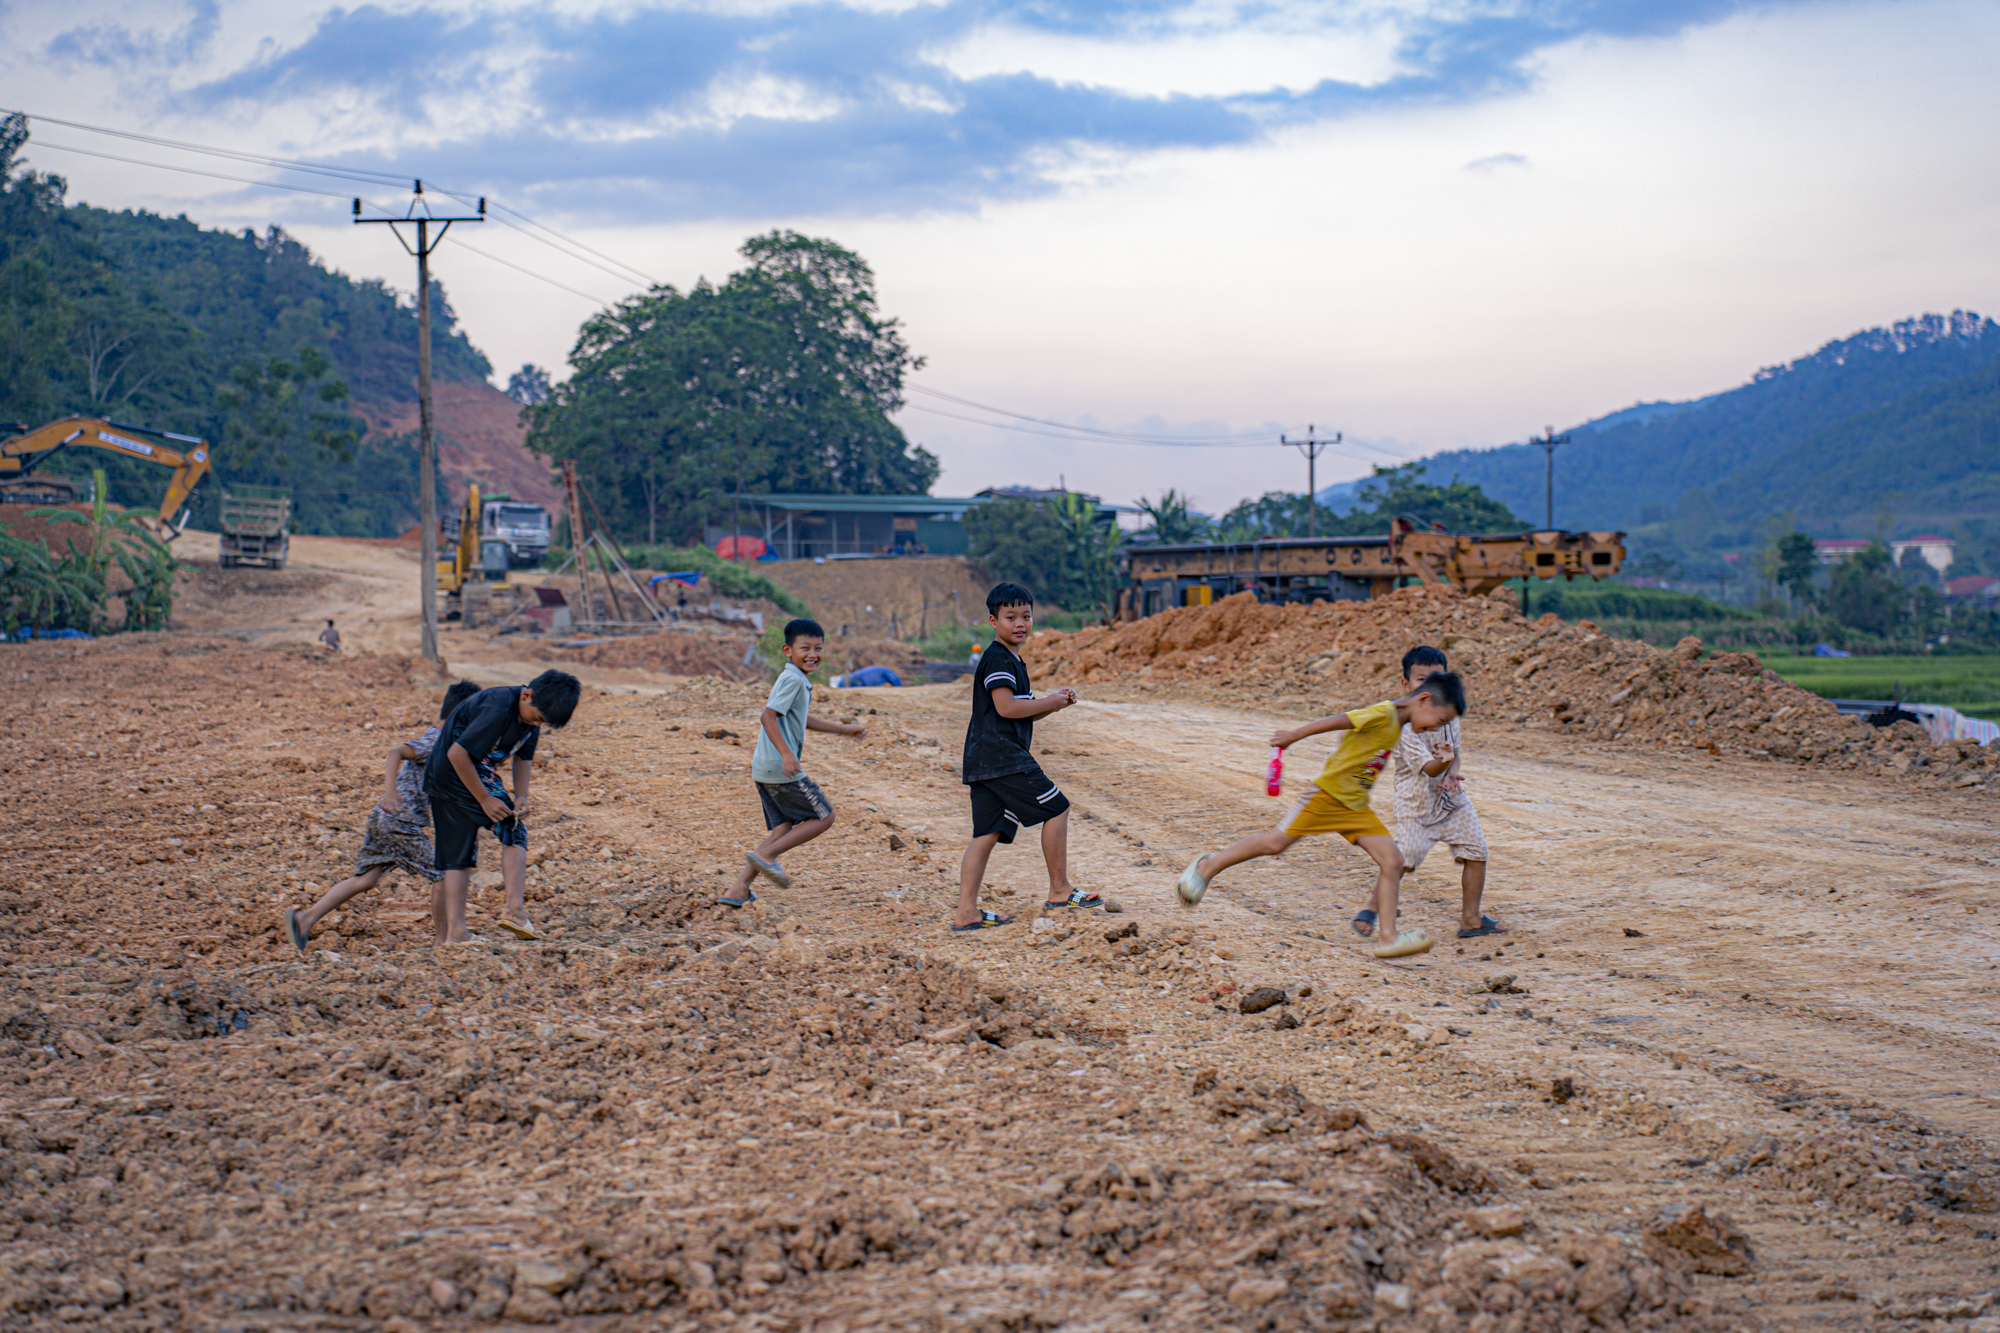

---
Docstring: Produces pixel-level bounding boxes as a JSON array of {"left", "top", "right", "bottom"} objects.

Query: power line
[
  {"left": 27, "top": 138, "right": 391, "bottom": 206},
  {"left": 432, "top": 187, "right": 656, "bottom": 287},
  {"left": 908, "top": 383, "right": 1407, "bottom": 461},
  {"left": 445, "top": 235, "right": 613, "bottom": 305},
  {"left": 910, "top": 384, "right": 1267, "bottom": 444},
  {"left": 905, "top": 400, "right": 1274, "bottom": 449},
  {"left": 25, "top": 130, "right": 628, "bottom": 310},
  {"left": 7, "top": 109, "right": 409, "bottom": 186},
  {"left": 10, "top": 109, "right": 656, "bottom": 294}
]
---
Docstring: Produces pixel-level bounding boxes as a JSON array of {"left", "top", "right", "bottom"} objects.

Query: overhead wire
[
  {"left": 21, "top": 109, "right": 1414, "bottom": 465},
  {"left": 906, "top": 401, "right": 1274, "bottom": 449},
  {"left": 432, "top": 187, "right": 656, "bottom": 287},
  {"left": 26, "top": 138, "right": 389, "bottom": 206},
  {"left": 443, "top": 236, "right": 613, "bottom": 305},
  {"left": 6, "top": 109, "right": 411, "bottom": 187},
  {"left": 908, "top": 383, "right": 1408, "bottom": 460},
  {"left": 9, "top": 109, "right": 656, "bottom": 294}
]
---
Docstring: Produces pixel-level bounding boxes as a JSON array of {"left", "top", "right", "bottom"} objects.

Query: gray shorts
[
  {"left": 354, "top": 805, "right": 441, "bottom": 883},
  {"left": 756, "top": 775, "right": 833, "bottom": 830}
]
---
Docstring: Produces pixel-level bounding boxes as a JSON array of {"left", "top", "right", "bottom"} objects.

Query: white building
[{"left": 1889, "top": 533, "right": 1956, "bottom": 574}]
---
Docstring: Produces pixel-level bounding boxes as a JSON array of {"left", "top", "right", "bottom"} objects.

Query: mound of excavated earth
[{"left": 1023, "top": 587, "right": 1998, "bottom": 792}]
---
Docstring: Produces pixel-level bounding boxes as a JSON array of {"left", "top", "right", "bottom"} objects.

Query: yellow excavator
[
  {"left": 438, "top": 481, "right": 511, "bottom": 623},
  {"left": 0, "top": 416, "right": 213, "bottom": 538}
]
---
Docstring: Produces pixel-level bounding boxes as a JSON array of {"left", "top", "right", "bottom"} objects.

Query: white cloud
[{"left": 928, "top": 16, "right": 1409, "bottom": 99}]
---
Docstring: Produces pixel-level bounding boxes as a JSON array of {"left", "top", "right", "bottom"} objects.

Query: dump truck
[
  {"left": 1113, "top": 519, "right": 1626, "bottom": 619},
  {"left": 478, "top": 493, "right": 551, "bottom": 567},
  {"left": 0, "top": 416, "right": 212, "bottom": 537},
  {"left": 218, "top": 487, "right": 292, "bottom": 569}
]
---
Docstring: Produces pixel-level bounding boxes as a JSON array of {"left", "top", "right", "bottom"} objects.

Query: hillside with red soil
[{"left": 356, "top": 380, "right": 562, "bottom": 514}]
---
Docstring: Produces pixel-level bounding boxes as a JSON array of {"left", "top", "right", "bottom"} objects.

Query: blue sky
[{"left": 6, "top": 0, "right": 1999, "bottom": 507}]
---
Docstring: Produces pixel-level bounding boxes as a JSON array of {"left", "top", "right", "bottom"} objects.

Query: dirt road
[{"left": 0, "top": 537, "right": 1994, "bottom": 1330}]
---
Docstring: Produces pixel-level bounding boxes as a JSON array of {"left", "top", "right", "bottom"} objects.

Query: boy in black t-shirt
[
  {"left": 424, "top": 669, "right": 582, "bottom": 946},
  {"left": 952, "top": 582, "right": 1100, "bottom": 931}
]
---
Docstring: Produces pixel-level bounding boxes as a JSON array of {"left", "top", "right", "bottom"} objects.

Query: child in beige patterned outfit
[{"left": 1395, "top": 646, "right": 1502, "bottom": 939}]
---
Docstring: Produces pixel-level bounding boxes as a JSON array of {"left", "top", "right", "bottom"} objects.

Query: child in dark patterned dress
[{"left": 283, "top": 680, "right": 480, "bottom": 953}]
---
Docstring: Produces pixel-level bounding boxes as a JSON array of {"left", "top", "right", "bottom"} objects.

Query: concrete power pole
[
  {"left": 1531, "top": 425, "right": 1569, "bottom": 531},
  {"left": 1281, "top": 424, "right": 1342, "bottom": 539},
  {"left": 355, "top": 183, "right": 485, "bottom": 663}
]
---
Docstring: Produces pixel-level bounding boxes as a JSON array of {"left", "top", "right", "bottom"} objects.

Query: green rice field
[{"left": 1759, "top": 654, "right": 2000, "bottom": 720}]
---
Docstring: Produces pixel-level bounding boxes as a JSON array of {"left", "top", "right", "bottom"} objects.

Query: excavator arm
[{"left": 0, "top": 417, "right": 214, "bottom": 538}]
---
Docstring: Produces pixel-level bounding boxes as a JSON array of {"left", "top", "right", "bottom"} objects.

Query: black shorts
[
  {"left": 969, "top": 765, "right": 1070, "bottom": 843},
  {"left": 756, "top": 775, "right": 833, "bottom": 830},
  {"left": 428, "top": 789, "right": 516, "bottom": 872}
]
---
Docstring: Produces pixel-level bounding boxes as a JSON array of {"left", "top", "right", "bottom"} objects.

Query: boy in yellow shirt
[{"left": 1173, "top": 673, "right": 1465, "bottom": 959}]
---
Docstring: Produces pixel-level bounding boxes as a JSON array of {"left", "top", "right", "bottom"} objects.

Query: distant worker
[
  {"left": 284, "top": 680, "right": 481, "bottom": 953},
  {"left": 726, "top": 619, "right": 869, "bottom": 907},
  {"left": 319, "top": 619, "right": 341, "bottom": 652}
]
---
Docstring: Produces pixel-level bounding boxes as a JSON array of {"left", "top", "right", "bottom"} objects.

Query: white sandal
[
  {"left": 1373, "top": 928, "right": 1432, "bottom": 959},
  {"left": 1175, "top": 855, "right": 1212, "bottom": 909}
]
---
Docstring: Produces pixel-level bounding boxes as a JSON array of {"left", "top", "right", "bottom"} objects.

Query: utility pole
[
  {"left": 1531, "top": 425, "right": 1569, "bottom": 531},
  {"left": 1281, "top": 424, "right": 1341, "bottom": 539},
  {"left": 355, "top": 182, "right": 485, "bottom": 663}
]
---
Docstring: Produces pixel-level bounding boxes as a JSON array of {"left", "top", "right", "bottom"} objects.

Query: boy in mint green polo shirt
[{"left": 723, "top": 618, "right": 869, "bottom": 906}]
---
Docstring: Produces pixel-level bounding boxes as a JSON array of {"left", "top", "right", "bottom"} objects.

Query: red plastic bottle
[{"left": 1266, "top": 747, "right": 1284, "bottom": 796}]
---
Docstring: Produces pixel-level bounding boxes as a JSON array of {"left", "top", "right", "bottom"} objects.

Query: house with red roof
[
  {"left": 1812, "top": 538, "right": 1873, "bottom": 565},
  {"left": 1946, "top": 574, "right": 2000, "bottom": 603}
]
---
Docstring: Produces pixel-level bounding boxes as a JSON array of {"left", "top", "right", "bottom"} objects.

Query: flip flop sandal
[
  {"left": 283, "top": 909, "right": 307, "bottom": 955},
  {"left": 495, "top": 916, "right": 547, "bottom": 941},
  {"left": 1045, "top": 888, "right": 1105, "bottom": 910},
  {"left": 745, "top": 851, "right": 792, "bottom": 889},
  {"left": 1351, "top": 909, "right": 1378, "bottom": 938},
  {"left": 1456, "top": 915, "right": 1507, "bottom": 938},
  {"left": 951, "top": 910, "right": 1014, "bottom": 932},
  {"left": 1373, "top": 928, "right": 1433, "bottom": 959},
  {"left": 717, "top": 889, "right": 759, "bottom": 909},
  {"left": 1175, "top": 856, "right": 1212, "bottom": 909}
]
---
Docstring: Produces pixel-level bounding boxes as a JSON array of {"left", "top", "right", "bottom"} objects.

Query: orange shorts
[{"left": 1279, "top": 788, "right": 1391, "bottom": 843}]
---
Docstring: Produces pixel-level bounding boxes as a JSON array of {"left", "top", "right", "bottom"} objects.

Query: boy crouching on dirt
[
  {"left": 728, "top": 618, "right": 869, "bottom": 906},
  {"left": 1174, "top": 672, "right": 1466, "bottom": 959},
  {"left": 425, "top": 670, "right": 582, "bottom": 946},
  {"left": 1395, "top": 646, "right": 1501, "bottom": 939},
  {"left": 284, "top": 679, "right": 481, "bottom": 953}
]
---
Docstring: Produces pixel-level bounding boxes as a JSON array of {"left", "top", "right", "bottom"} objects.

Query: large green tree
[
  {"left": 963, "top": 495, "right": 1121, "bottom": 614},
  {"left": 1207, "top": 464, "right": 1523, "bottom": 541},
  {"left": 1826, "top": 542, "right": 1907, "bottom": 637},
  {"left": 524, "top": 231, "right": 938, "bottom": 545}
]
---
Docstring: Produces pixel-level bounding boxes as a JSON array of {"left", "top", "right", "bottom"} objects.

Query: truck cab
[{"left": 479, "top": 497, "right": 550, "bottom": 567}]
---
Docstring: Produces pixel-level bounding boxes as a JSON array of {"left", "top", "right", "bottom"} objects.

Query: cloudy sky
[{"left": 5, "top": 0, "right": 1998, "bottom": 510}]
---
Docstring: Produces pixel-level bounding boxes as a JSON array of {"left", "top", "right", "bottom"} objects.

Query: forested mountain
[
  {"left": 1424, "top": 312, "right": 2000, "bottom": 559},
  {"left": 0, "top": 115, "right": 490, "bottom": 537}
]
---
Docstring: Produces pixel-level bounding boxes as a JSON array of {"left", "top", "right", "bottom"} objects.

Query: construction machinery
[
  {"left": 0, "top": 416, "right": 212, "bottom": 537},
  {"left": 478, "top": 493, "right": 552, "bottom": 567},
  {"left": 437, "top": 482, "right": 534, "bottom": 625},
  {"left": 1113, "top": 520, "right": 1626, "bottom": 620},
  {"left": 218, "top": 486, "right": 292, "bottom": 569}
]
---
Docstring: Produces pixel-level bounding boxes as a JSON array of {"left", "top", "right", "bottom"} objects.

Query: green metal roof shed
[{"left": 723, "top": 493, "right": 1130, "bottom": 560}]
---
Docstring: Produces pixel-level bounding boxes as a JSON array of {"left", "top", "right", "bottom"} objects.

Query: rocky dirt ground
[{"left": 0, "top": 540, "right": 1996, "bottom": 1332}]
